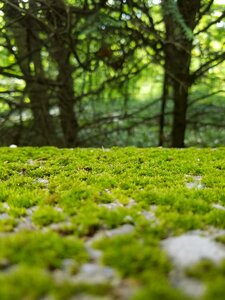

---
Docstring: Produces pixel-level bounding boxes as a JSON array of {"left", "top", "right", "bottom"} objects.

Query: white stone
[
  {"left": 85, "top": 246, "right": 102, "bottom": 262},
  {"left": 99, "top": 201, "right": 123, "bottom": 210},
  {"left": 105, "top": 224, "right": 134, "bottom": 237},
  {"left": 142, "top": 210, "right": 157, "bottom": 222},
  {"left": 170, "top": 270, "right": 205, "bottom": 298},
  {"left": 162, "top": 234, "right": 225, "bottom": 268},
  {"left": 212, "top": 203, "right": 225, "bottom": 211},
  {"left": 2, "top": 203, "right": 10, "bottom": 210},
  {"left": 185, "top": 175, "right": 203, "bottom": 189},
  {"left": 36, "top": 178, "right": 49, "bottom": 184},
  {"left": 0, "top": 213, "right": 9, "bottom": 220},
  {"left": 27, "top": 159, "right": 35, "bottom": 165},
  {"left": 126, "top": 199, "right": 137, "bottom": 208},
  {"left": 86, "top": 224, "right": 134, "bottom": 246},
  {"left": 74, "top": 263, "right": 117, "bottom": 285}
]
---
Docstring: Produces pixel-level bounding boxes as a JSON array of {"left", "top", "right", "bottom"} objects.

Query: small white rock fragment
[
  {"left": 212, "top": 204, "right": 225, "bottom": 211},
  {"left": 27, "top": 159, "right": 35, "bottom": 165},
  {"left": 0, "top": 213, "right": 10, "bottom": 220},
  {"left": 15, "top": 218, "right": 36, "bottom": 232},
  {"left": 61, "top": 259, "right": 78, "bottom": 274},
  {"left": 54, "top": 206, "right": 63, "bottom": 213},
  {"left": 123, "top": 215, "right": 134, "bottom": 223},
  {"left": 170, "top": 270, "right": 205, "bottom": 298},
  {"left": 26, "top": 206, "right": 38, "bottom": 216},
  {"left": 142, "top": 210, "right": 158, "bottom": 223},
  {"left": 36, "top": 178, "right": 49, "bottom": 184},
  {"left": 85, "top": 246, "right": 102, "bottom": 262},
  {"left": 162, "top": 234, "right": 225, "bottom": 268},
  {"left": 105, "top": 224, "right": 134, "bottom": 237},
  {"left": 2, "top": 203, "right": 10, "bottom": 210},
  {"left": 74, "top": 263, "right": 117, "bottom": 285},
  {"left": 185, "top": 175, "right": 203, "bottom": 190},
  {"left": 86, "top": 224, "right": 134, "bottom": 245},
  {"left": 99, "top": 201, "right": 123, "bottom": 210},
  {"left": 150, "top": 205, "right": 158, "bottom": 211},
  {"left": 126, "top": 198, "right": 137, "bottom": 208}
]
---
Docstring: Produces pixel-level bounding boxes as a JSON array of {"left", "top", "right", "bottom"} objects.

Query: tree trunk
[
  {"left": 3, "top": 0, "right": 55, "bottom": 145},
  {"left": 55, "top": 51, "right": 79, "bottom": 147},
  {"left": 162, "top": 0, "right": 201, "bottom": 147},
  {"left": 171, "top": 81, "right": 189, "bottom": 147},
  {"left": 45, "top": 0, "right": 79, "bottom": 147},
  {"left": 158, "top": 72, "right": 168, "bottom": 146}
]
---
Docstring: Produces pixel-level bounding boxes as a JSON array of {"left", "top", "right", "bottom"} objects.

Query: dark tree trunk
[
  {"left": 3, "top": 0, "right": 55, "bottom": 145},
  {"left": 45, "top": 0, "right": 79, "bottom": 147},
  {"left": 162, "top": 0, "right": 201, "bottom": 147},
  {"left": 27, "top": 81, "right": 54, "bottom": 145},
  {"left": 159, "top": 72, "right": 168, "bottom": 146},
  {"left": 55, "top": 52, "right": 79, "bottom": 147},
  {"left": 171, "top": 81, "right": 189, "bottom": 147}
]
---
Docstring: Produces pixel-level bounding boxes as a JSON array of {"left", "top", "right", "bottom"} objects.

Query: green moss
[
  {"left": 8, "top": 207, "right": 27, "bottom": 218},
  {"left": 0, "top": 266, "right": 53, "bottom": 300},
  {"left": 215, "top": 235, "right": 225, "bottom": 244},
  {"left": 185, "top": 259, "right": 225, "bottom": 300},
  {"left": 32, "top": 205, "right": 65, "bottom": 226},
  {"left": 133, "top": 274, "right": 191, "bottom": 300},
  {"left": 0, "top": 231, "right": 88, "bottom": 269},
  {"left": 0, "top": 203, "right": 7, "bottom": 213},
  {"left": 0, "top": 217, "right": 17, "bottom": 232},
  {"left": 1, "top": 147, "right": 225, "bottom": 298},
  {"left": 52, "top": 282, "right": 111, "bottom": 300},
  {"left": 95, "top": 233, "right": 171, "bottom": 279},
  {"left": 6, "top": 189, "right": 45, "bottom": 208},
  {"left": 203, "top": 276, "right": 225, "bottom": 300},
  {"left": 205, "top": 209, "right": 225, "bottom": 228}
]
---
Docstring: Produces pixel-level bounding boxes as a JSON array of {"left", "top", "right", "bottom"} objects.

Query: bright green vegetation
[{"left": 1, "top": 147, "right": 225, "bottom": 299}]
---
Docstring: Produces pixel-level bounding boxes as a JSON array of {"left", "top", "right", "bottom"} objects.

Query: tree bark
[
  {"left": 158, "top": 72, "right": 168, "bottom": 146},
  {"left": 3, "top": 0, "right": 55, "bottom": 145},
  {"left": 45, "top": 0, "right": 79, "bottom": 147},
  {"left": 162, "top": 0, "right": 201, "bottom": 147},
  {"left": 54, "top": 49, "right": 79, "bottom": 147},
  {"left": 171, "top": 81, "right": 189, "bottom": 147}
]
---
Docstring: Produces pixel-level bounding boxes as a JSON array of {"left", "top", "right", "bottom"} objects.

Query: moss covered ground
[{"left": 0, "top": 147, "right": 225, "bottom": 299}]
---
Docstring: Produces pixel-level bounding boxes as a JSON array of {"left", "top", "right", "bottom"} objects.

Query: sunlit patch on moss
[
  {"left": 32, "top": 206, "right": 65, "bottom": 227},
  {"left": 0, "top": 231, "right": 88, "bottom": 269}
]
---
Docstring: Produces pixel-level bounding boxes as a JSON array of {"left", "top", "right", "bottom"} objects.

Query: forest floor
[{"left": 0, "top": 147, "right": 225, "bottom": 300}]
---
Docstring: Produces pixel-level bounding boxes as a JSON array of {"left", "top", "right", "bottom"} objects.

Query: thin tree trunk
[
  {"left": 171, "top": 81, "right": 189, "bottom": 147},
  {"left": 159, "top": 72, "right": 168, "bottom": 146}
]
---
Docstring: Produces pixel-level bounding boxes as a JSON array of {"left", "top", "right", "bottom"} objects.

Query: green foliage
[
  {"left": 0, "top": 0, "right": 224, "bottom": 147},
  {"left": 163, "top": 0, "right": 194, "bottom": 40}
]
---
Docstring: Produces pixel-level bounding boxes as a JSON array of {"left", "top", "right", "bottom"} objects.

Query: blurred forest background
[{"left": 0, "top": 0, "right": 225, "bottom": 148}]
